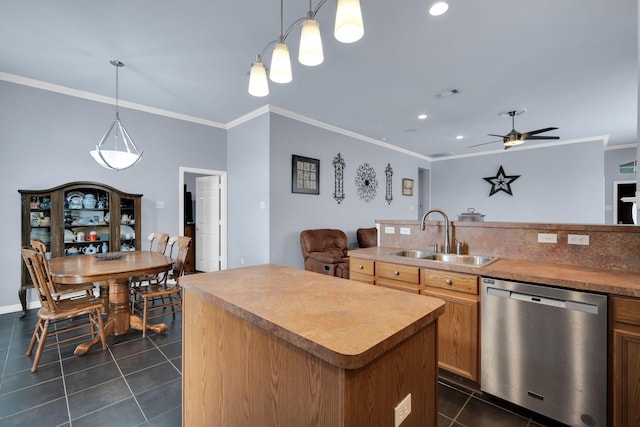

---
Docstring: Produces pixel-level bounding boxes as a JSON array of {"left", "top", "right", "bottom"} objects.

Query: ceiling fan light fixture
[
  {"left": 269, "top": 43, "right": 292, "bottom": 83},
  {"left": 503, "top": 135, "right": 525, "bottom": 147},
  {"left": 335, "top": 0, "right": 364, "bottom": 43},
  {"left": 299, "top": 19, "right": 324, "bottom": 66},
  {"left": 429, "top": 1, "right": 449, "bottom": 16},
  {"left": 248, "top": 60, "right": 269, "bottom": 97}
]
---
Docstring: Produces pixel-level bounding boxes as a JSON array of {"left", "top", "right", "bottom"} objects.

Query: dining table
[{"left": 48, "top": 251, "right": 174, "bottom": 355}]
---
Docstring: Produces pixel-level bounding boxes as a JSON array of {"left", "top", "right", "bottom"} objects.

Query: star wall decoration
[{"left": 483, "top": 165, "right": 520, "bottom": 196}]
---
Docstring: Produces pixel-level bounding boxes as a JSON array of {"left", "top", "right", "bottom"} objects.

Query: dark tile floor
[{"left": 0, "top": 309, "right": 565, "bottom": 427}]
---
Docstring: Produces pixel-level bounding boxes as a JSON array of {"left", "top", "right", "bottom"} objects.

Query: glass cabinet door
[{"left": 63, "top": 188, "right": 110, "bottom": 256}]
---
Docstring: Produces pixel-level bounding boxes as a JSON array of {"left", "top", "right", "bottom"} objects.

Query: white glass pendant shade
[
  {"left": 90, "top": 118, "right": 143, "bottom": 171},
  {"left": 503, "top": 136, "right": 525, "bottom": 147},
  {"left": 299, "top": 19, "right": 324, "bottom": 66},
  {"left": 334, "top": 0, "right": 364, "bottom": 43},
  {"left": 269, "top": 43, "right": 292, "bottom": 83},
  {"left": 248, "top": 61, "right": 269, "bottom": 97}
]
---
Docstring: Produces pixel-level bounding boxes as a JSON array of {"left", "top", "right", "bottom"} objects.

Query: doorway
[
  {"left": 179, "top": 167, "right": 228, "bottom": 272},
  {"left": 418, "top": 168, "right": 430, "bottom": 220},
  {"left": 613, "top": 180, "right": 637, "bottom": 224}
]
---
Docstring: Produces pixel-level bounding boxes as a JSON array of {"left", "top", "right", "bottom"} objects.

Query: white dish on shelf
[{"left": 66, "top": 191, "right": 84, "bottom": 209}]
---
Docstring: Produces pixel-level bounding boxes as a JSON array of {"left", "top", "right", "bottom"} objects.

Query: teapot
[
  {"left": 82, "top": 244, "right": 98, "bottom": 255},
  {"left": 74, "top": 232, "right": 85, "bottom": 242},
  {"left": 64, "top": 229, "right": 75, "bottom": 242},
  {"left": 121, "top": 214, "right": 131, "bottom": 224},
  {"left": 65, "top": 247, "right": 80, "bottom": 255}
]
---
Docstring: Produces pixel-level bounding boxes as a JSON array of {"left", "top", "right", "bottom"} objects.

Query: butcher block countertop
[
  {"left": 179, "top": 264, "right": 445, "bottom": 369},
  {"left": 349, "top": 247, "right": 640, "bottom": 298}
]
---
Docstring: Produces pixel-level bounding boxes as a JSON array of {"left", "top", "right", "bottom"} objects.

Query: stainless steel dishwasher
[{"left": 481, "top": 277, "right": 607, "bottom": 427}]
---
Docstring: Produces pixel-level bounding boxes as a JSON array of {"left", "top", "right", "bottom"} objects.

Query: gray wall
[
  {"left": 1, "top": 81, "right": 226, "bottom": 311},
  {"left": 227, "top": 112, "right": 271, "bottom": 268},
  {"left": 268, "top": 113, "right": 430, "bottom": 269},
  {"left": 430, "top": 139, "right": 605, "bottom": 223}
]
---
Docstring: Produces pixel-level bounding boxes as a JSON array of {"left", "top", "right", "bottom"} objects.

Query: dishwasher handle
[{"left": 486, "top": 286, "right": 599, "bottom": 315}]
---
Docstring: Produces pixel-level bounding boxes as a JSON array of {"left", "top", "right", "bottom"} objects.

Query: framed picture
[
  {"left": 292, "top": 155, "right": 320, "bottom": 194},
  {"left": 402, "top": 178, "right": 414, "bottom": 196}
]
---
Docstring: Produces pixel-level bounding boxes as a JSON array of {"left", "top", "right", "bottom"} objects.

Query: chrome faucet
[{"left": 421, "top": 209, "right": 451, "bottom": 254}]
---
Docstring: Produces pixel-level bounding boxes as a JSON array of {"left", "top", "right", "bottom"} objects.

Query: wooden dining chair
[
  {"left": 31, "top": 239, "right": 95, "bottom": 298},
  {"left": 131, "top": 236, "right": 191, "bottom": 336},
  {"left": 21, "top": 248, "right": 107, "bottom": 372},
  {"left": 130, "top": 232, "right": 171, "bottom": 289}
]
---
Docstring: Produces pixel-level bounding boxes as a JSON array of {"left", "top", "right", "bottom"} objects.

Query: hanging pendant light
[
  {"left": 90, "top": 60, "right": 143, "bottom": 171},
  {"left": 299, "top": 1, "right": 324, "bottom": 66},
  {"left": 248, "top": 60, "right": 269, "bottom": 97},
  {"left": 269, "top": 0, "right": 293, "bottom": 84},
  {"left": 335, "top": 0, "right": 364, "bottom": 43}
]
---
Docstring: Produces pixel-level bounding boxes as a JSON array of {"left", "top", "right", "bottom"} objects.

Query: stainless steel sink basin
[
  {"left": 424, "top": 253, "right": 495, "bottom": 266},
  {"left": 387, "top": 251, "right": 496, "bottom": 267},
  {"left": 390, "top": 250, "right": 434, "bottom": 259}
]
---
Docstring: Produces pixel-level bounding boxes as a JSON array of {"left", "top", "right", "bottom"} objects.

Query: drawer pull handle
[
  {"left": 358, "top": 265, "right": 364, "bottom": 270},
  {"left": 393, "top": 271, "right": 400, "bottom": 276},
  {"left": 445, "top": 279, "right": 452, "bottom": 285}
]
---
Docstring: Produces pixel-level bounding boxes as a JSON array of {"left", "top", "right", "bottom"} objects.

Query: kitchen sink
[{"left": 387, "top": 251, "right": 496, "bottom": 267}]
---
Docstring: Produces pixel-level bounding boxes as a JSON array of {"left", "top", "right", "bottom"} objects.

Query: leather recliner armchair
[{"left": 300, "top": 229, "right": 350, "bottom": 279}]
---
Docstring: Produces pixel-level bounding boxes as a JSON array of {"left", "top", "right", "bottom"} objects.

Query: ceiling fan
[{"left": 468, "top": 109, "right": 559, "bottom": 150}]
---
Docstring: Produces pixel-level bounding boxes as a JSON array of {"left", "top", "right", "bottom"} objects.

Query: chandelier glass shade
[
  {"left": 334, "top": 0, "right": 364, "bottom": 43},
  {"left": 270, "top": 43, "right": 293, "bottom": 83},
  {"left": 248, "top": 60, "right": 269, "bottom": 97},
  {"left": 90, "top": 60, "right": 142, "bottom": 171},
  {"left": 248, "top": 0, "right": 363, "bottom": 96},
  {"left": 299, "top": 19, "right": 324, "bottom": 66}
]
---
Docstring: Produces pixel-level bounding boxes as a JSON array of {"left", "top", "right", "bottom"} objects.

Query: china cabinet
[{"left": 18, "top": 182, "right": 142, "bottom": 316}]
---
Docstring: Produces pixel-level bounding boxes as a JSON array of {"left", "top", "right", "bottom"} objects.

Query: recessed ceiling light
[
  {"left": 418, "top": 114, "right": 428, "bottom": 120},
  {"left": 429, "top": 1, "right": 449, "bottom": 16},
  {"left": 456, "top": 135, "right": 464, "bottom": 140}
]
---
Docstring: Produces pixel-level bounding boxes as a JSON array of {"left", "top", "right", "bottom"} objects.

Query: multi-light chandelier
[
  {"left": 248, "top": 0, "right": 364, "bottom": 97},
  {"left": 90, "top": 60, "right": 143, "bottom": 171}
]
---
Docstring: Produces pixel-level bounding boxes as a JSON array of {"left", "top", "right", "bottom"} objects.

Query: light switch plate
[
  {"left": 400, "top": 227, "right": 411, "bottom": 235},
  {"left": 568, "top": 234, "right": 589, "bottom": 245},
  {"left": 385, "top": 226, "right": 395, "bottom": 234},
  {"left": 394, "top": 393, "right": 411, "bottom": 427}
]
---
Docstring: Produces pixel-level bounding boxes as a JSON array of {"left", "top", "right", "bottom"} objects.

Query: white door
[{"left": 196, "top": 176, "right": 221, "bottom": 272}]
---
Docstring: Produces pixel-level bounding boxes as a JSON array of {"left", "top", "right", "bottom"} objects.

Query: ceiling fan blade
[
  {"left": 521, "top": 127, "right": 558, "bottom": 137},
  {"left": 523, "top": 135, "right": 560, "bottom": 140},
  {"left": 488, "top": 133, "right": 507, "bottom": 138},
  {"left": 467, "top": 139, "right": 501, "bottom": 148}
]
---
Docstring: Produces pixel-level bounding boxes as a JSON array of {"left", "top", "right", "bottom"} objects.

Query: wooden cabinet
[
  {"left": 611, "top": 295, "right": 640, "bottom": 427},
  {"left": 376, "top": 262, "right": 421, "bottom": 294},
  {"left": 423, "top": 269, "right": 480, "bottom": 382},
  {"left": 18, "top": 182, "right": 142, "bottom": 316},
  {"left": 350, "top": 257, "right": 374, "bottom": 284},
  {"left": 349, "top": 257, "right": 480, "bottom": 382}
]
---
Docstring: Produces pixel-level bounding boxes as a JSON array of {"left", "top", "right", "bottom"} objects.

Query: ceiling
[{"left": 1, "top": 0, "right": 637, "bottom": 159}]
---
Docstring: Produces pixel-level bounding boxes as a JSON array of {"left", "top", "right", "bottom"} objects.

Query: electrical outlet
[
  {"left": 568, "top": 234, "right": 590, "bottom": 245},
  {"left": 394, "top": 393, "right": 411, "bottom": 427},
  {"left": 385, "top": 226, "right": 395, "bottom": 234},
  {"left": 537, "top": 233, "right": 557, "bottom": 244},
  {"left": 400, "top": 227, "right": 411, "bottom": 235}
]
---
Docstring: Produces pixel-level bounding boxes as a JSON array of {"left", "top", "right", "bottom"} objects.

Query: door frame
[
  {"left": 179, "top": 167, "right": 228, "bottom": 270},
  {"left": 613, "top": 180, "right": 637, "bottom": 225}
]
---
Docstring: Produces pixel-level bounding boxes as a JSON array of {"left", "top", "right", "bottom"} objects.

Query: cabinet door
[
  {"left": 425, "top": 288, "right": 479, "bottom": 382},
  {"left": 613, "top": 326, "right": 640, "bottom": 426}
]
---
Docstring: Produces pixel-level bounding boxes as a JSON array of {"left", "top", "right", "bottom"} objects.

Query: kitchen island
[{"left": 180, "top": 264, "right": 445, "bottom": 427}]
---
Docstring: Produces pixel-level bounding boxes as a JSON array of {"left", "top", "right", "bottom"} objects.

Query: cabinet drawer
[
  {"left": 422, "top": 269, "right": 478, "bottom": 294},
  {"left": 613, "top": 295, "right": 640, "bottom": 325},
  {"left": 376, "top": 279, "right": 420, "bottom": 294},
  {"left": 350, "top": 272, "right": 375, "bottom": 285},
  {"left": 350, "top": 258, "right": 374, "bottom": 276},
  {"left": 376, "top": 262, "right": 420, "bottom": 284}
]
